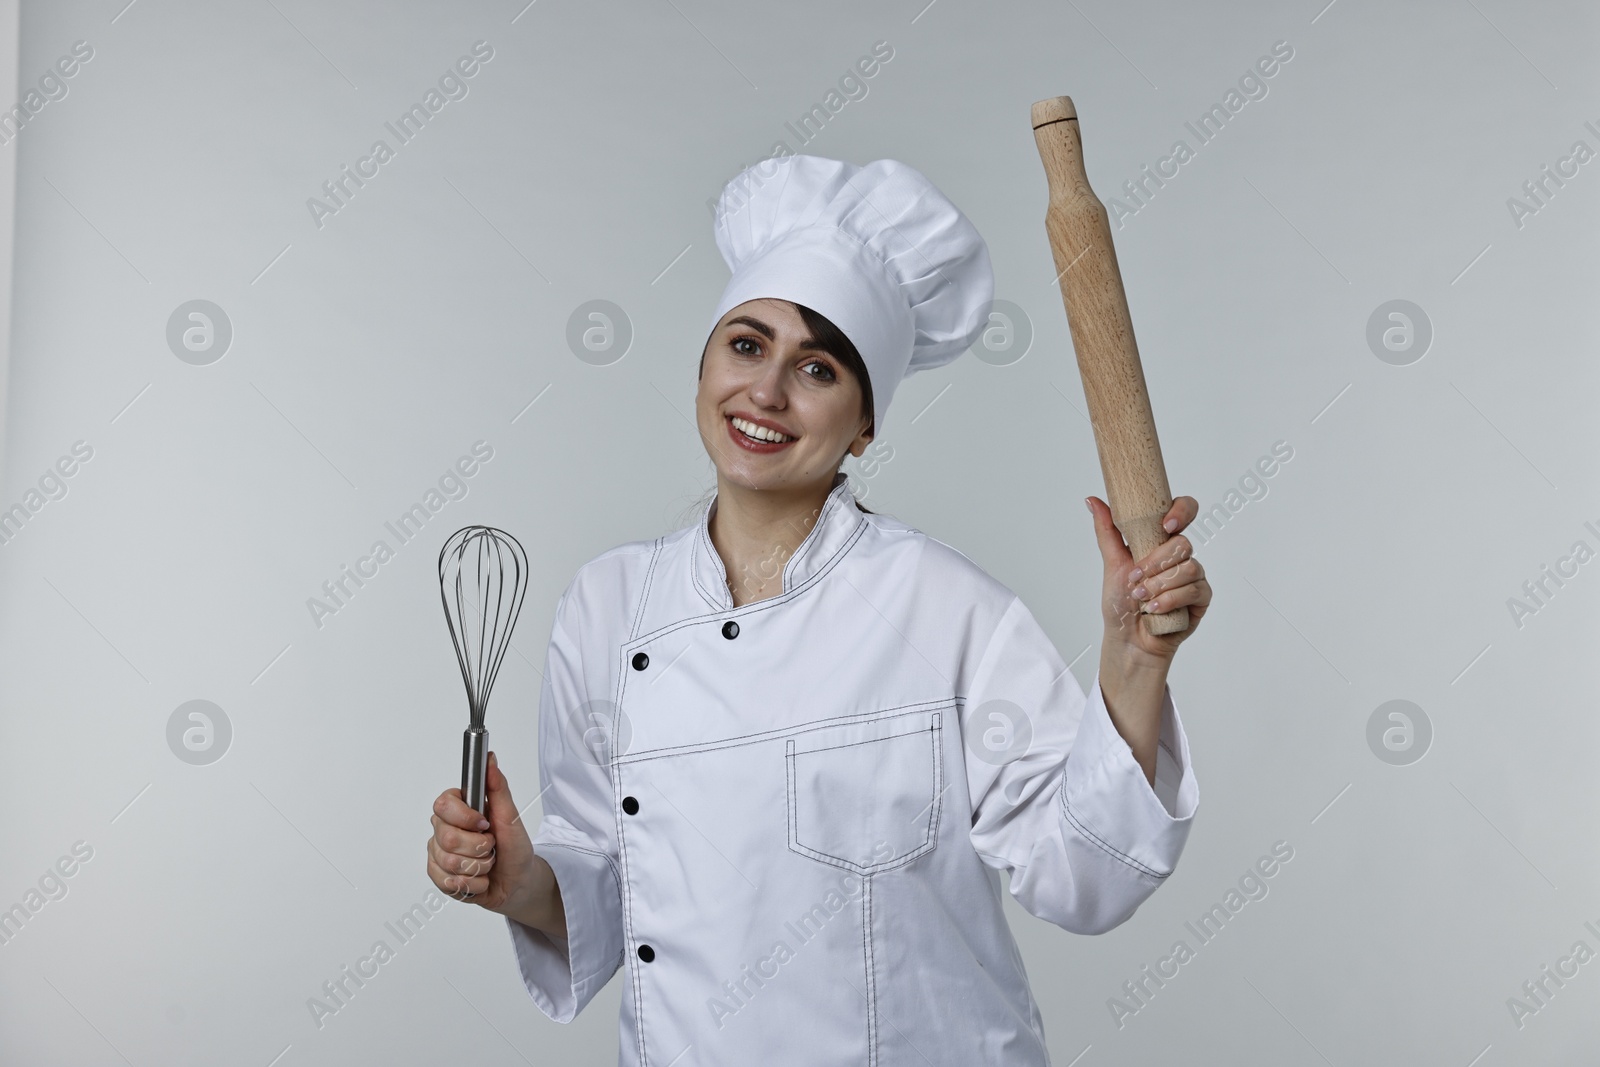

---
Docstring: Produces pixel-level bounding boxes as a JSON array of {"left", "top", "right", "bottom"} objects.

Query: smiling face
[{"left": 695, "top": 298, "right": 874, "bottom": 495}]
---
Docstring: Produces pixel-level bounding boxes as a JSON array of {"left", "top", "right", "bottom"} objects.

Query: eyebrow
[{"left": 723, "top": 315, "right": 832, "bottom": 353}]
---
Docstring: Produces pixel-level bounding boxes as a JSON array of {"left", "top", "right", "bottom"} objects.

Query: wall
[{"left": 0, "top": 1, "right": 1596, "bottom": 1063}]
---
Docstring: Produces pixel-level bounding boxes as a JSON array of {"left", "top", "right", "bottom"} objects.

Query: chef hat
[{"left": 708, "top": 154, "right": 994, "bottom": 439}]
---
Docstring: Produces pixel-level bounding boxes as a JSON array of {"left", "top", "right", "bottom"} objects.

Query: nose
[{"left": 747, "top": 353, "right": 789, "bottom": 409}]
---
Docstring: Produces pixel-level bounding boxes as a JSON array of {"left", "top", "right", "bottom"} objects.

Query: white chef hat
[{"left": 708, "top": 154, "right": 994, "bottom": 439}]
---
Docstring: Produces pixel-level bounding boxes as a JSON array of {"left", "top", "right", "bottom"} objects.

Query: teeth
[{"left": 731, "top": 416, "right": 794, "bottom": 443}]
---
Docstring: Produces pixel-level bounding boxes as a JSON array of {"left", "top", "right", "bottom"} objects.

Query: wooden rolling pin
[{"left": 1032, "top": 96, "right": 1189, "bottom": 635}]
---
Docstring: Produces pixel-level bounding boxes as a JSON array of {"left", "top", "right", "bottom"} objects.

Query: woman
[{"left": 427, "top": 155, "right": 1210, "bottom": 1064}]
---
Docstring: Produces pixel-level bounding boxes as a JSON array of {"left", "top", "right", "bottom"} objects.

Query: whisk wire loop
[{"left": 438, "top": 526, "right": 530, "bottom": 730}]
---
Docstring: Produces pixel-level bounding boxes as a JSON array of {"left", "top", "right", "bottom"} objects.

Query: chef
[{"left": 427, "top": 154, "right": 1211, "bottom": 1065}]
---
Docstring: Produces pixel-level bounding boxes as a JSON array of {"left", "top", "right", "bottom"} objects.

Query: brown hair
[{"left": 791, "top": 302, "right": 874, "bottom": 443}]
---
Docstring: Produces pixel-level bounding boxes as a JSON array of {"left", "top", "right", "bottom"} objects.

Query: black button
[
  {"left": 622, "top": 796, "right": 639, "bottom": 815},
  {"left": 722, "top": 620, "right": 740, "bottom": 640},
  {"left": 631, "top": 652, "right": 649, "bottom": 671},
  {"left": 638, "top": 944, "right": 655, "bottom": 962}
]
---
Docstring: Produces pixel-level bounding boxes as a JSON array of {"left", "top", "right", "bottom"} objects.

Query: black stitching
[
  {"left": 636, "top": 514, "right": 868, "bottom": 649},
  {"left": 1059, "top": 785, "right": 1166, "bottom": 881},
  {"left": 791, "top": 719, "right": 938, "bottom": 756},
  {"left": 693, "top": 517, "right": 725, "bottom": 611},
  {"left": 533, "top": 841, "right": 627, "bottom": 985},
  {"left": 928, "top": 712, "right": 944, "bottom": 854},
  {"left": 618, "top": 698, "right": 955, "bottom": 766},
  {"left": 629, "top": 537, "right": 663, "bottom": 642},
  {"left": 783, "top": 481, "right": 847, "bottom": 589},
  {"left": 864, "top": 874, "right": 877, "bottom": 1066},
  {"left": 784, "top": 718, "right": 944, "bottom": 875},
  {"left": 540, "top": 840, "right": 623, "bottom": 895},
  {"left": 611, "top": 743, "right": 647, "bottom": 1063}
]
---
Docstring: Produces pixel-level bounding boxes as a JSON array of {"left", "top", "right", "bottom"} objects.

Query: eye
[
  {"left": 802, "top": 359, "right": 837, "bottom": 382},
  {"left": 730, "top": 336, "right": 761, "bottom": 356}
]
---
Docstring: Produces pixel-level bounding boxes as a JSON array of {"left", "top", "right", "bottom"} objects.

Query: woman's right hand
[{"left": 427, "top": 751, "right": 561, "bottom": 933}]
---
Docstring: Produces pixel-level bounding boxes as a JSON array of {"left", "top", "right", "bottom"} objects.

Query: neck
[{"left": 708, "top": 473, "right": 838, "bottom": 605}]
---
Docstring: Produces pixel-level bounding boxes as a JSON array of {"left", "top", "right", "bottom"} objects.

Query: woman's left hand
[{"left": 1087, "top": 494, "right": 1211, "bottom": 663}]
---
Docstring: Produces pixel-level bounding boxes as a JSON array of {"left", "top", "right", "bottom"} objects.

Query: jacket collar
[{"left": 691, "top": 471, "right": 866, "bottom": 611}]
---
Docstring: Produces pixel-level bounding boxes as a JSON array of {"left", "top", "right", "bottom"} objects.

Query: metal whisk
[{"left": 438, "top": 525, "right": 530, "bottom": 816}]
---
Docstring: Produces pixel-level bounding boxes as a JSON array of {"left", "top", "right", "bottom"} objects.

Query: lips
[{"left": 726, "top": 415, "right": 797, "bottom": 454}]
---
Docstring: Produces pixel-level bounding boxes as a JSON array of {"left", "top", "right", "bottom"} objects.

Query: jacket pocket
[{"left": 785, "top": 708, "right": 943, "bottom": 874}]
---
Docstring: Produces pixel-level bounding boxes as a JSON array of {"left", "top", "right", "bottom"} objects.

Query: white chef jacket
[{"left": 508, "top": 471, "right": 1198, "bottom": 1065}]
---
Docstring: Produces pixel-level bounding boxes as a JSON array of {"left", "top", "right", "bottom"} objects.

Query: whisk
[{"left": 438, "top": 525, "right": 530, "bottom": 816}]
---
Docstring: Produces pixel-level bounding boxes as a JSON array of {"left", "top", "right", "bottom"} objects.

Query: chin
[{"left": 718, "top": 466, "right": 777, "bottom": 492}]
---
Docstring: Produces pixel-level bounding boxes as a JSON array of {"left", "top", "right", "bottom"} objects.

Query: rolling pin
[{"left": 1032, "top": 95, "right": 1189, "bottom": 635}]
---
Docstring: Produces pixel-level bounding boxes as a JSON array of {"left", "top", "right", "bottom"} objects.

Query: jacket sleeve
[
  {"left": 505, "top": 582, "right": 627, "bottom": 1022},
  {"left": 963, "top": 594, "right": 1199, "bottom": 934}
]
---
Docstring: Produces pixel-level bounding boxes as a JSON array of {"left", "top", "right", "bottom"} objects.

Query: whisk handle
[{"left": 461, "top": 726, "right": 489, "bottom": 816}]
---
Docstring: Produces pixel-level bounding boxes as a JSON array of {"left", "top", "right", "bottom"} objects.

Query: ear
[{"left": 846, "top": 416, "right": 875, "bottom": 458}]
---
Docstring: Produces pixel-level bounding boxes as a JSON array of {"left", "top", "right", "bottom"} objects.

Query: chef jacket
[{"left": 507, "top": 471, "right": 1198, "bottom": 1065}]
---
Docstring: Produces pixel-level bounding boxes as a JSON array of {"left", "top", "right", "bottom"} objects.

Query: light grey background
[
  {"left": 2, "top": 1, "right": 1596, "bottom": 1064},
  {"left": 0, "top": 0, "right": 16, "bottom": 470}
]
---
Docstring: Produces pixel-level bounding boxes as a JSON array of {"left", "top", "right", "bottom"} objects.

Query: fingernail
[
  {"left": 1163, "top": 518, "right": 1179, "bottom": 532},
  {"left": 1131, "top": 584, "right": 1147, "bottom": 599},
  {"left": 477, "top": 818, "right": 490, "bottom": 831},
  {"left": 1084, "top": 497, "right": 1093, "bottom": 514},
  {"left": 1128, "top": 567, "right": 1143, "bottom": 583}
]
